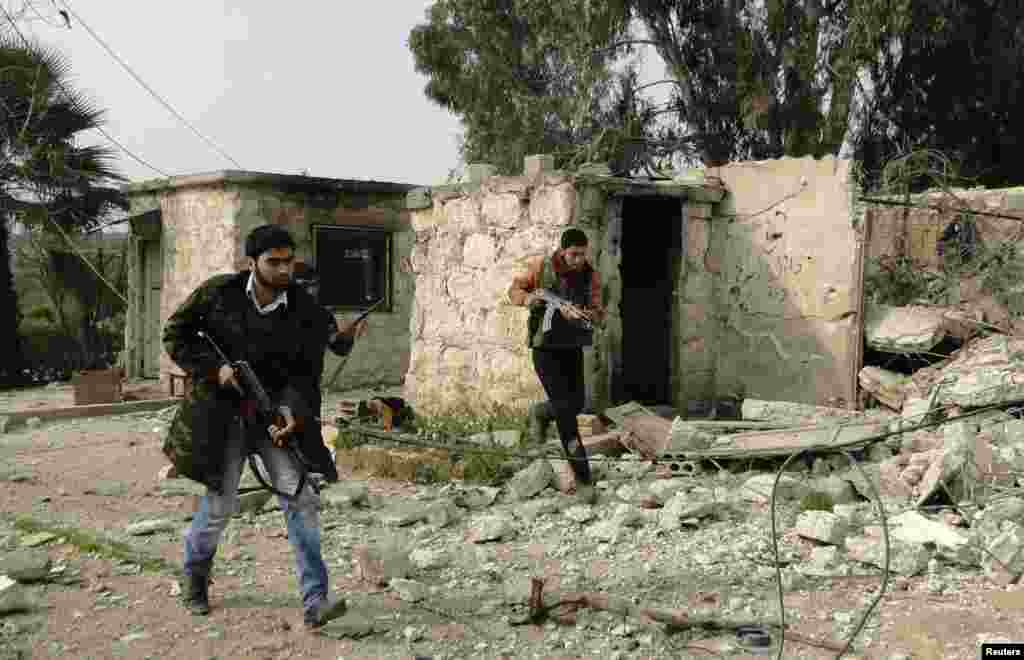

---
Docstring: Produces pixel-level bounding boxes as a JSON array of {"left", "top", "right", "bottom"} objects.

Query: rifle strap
[{"left": 237, "top": 425, "right": 316, "bottom": 500}]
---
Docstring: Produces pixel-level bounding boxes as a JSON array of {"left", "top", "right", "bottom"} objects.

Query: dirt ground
[{"left": 2, "top": 384, "right": 1024, "bottom": 659}]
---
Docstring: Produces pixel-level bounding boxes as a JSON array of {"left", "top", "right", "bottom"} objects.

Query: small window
[{"left": 313, "top": 225, "right": 391, "bottom": 311}]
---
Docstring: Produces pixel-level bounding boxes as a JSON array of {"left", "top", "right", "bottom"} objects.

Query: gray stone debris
[
  {"left": 0, "top": 416, "right": 9, "bottom": 434},
  {"left": 795, "top": 511, "right": 848, "bottom": 546},
  {"left": 659, "top": 493, "right": 718, "bottom": 532},
  {"left": 0, "top": 575, "right": 32, "bottom": 615},
  {"left": 982, "top": 522, "right": 1024, "bottom": 584},
  {"left": 25, "top": 417, "right": 42, "bottom": 429},
  {"left": 513, "top": 497, "right": 564, "bottom": 523},
  {"left": 451, "top": 485, "right": 500, "bottom": 510},
  {"left": 0, "top": 551, "right": 52, "bottom": 582},
  {"left": 409, "top": 547, "right": 449, "bottom": 571},
  {"left": 507, "top": 459, "right": 554, "bottom": 500},
  {"left": 808, "top": 475, "right": 860, "bottom": 505},
  {"left": 467, "top": 430, "right": 521, "bottom": 448},
  {"left": 864, "top": 304, "right": 946, "bottom": 354},
  {"left": 322, "top": 482, "right": 369, "bottom": 509},
  {"left": 389, "top": 577, "right": 429, "bottom": 603},
  {"left": 563, "top": 504, "right": 596, "bottom": 524},
  {"left": 424, "top": 499, "right": 459, "bottom": 528},
  {"left": 352, "top": 542, "right": 412, "bottom": 586},
  {"left": 125, "top": 519, "right": 178, "bottom": 536},
  {"left": 467, "top": 514, "right": 516, "bottom": 543},
  {"left": 845, "top": 536, "right": 931, "bottom": 576},
  {"left": 888, "top": 511, "right": 973, "bottom": 565},
  {"left": 380, "top": 503, "right": 430, "bottom": 528},
  {"left": 740, "top": 474, "right": 806, "bottom": 503}
]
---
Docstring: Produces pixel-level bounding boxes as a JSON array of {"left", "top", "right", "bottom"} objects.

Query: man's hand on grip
[
  {"left": 217, "top": 363, "right": 243, "bottom": 394},
  {"left": 268, "top": 407, "right": 297, "bottom": 447}
]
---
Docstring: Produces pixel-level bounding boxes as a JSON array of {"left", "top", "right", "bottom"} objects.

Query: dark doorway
[{"left": 616, "top": 196, "right": 683, "bottom": 406}]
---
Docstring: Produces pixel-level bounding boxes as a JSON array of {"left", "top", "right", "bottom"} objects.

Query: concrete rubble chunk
[
  {"left": 126, "top": 519, "right": 178, "bottom": 536},
  {"left": 513, "top": 497, "right": 563, "bottom": 523},
  {"left": 467, "top": 430, "right": 520, "bottom": 448},
  {"left": 647, "top": 479, "right": 690, "bottom": 505},
  {"left": 659, "top": 493, "right": 717, "bottom": 531},
  {"left": 888, "top": 511, "right": 972, "bottom": 561},
  {"left": 0, "top": 576, "right": 32, "bottom": 615},
  {"left": 795, "top": 511, "right": 848, "bottom": 545},
  {"left": 390, "top": 578, "right": 429, "bottom": 603},
  {"left": 845, "top": 535, "right": 931, "bottom": 576},
  {"left": 321, "top": 483, "right": 369, "bottom": 509},
  {"left": 864, "top": 304, "right": 946, "bottom": 354},
  {"left": 425, "top": 499, "right": 459, "bottom": 528},
  {"left": 380, "top": 503, "right": 429, "bottom": 528},
  {"left": 740, "top": 474, "right": 806, "bottom": 503},
  {"left": 741, "top": 399, "right": 882, "bottom": 426},
  {"left": 802, "top": 546, "right": 847, "bottom": 576},
  {"left": 935, "top": 335, "right": 1024, "bottom": 408},
  {"left": 974, "top": 498, "right": 1024, "bottom": 539},
  {"left": 915, "top": 422, "right": 977, "bottom": 506},
  {"left": 563, "top": 504, "right": 596, "bottom": 524},
  {"left": 157, "top": 464, "right": 177, "bottom": 480},
  {"left": 467, "top": 514, "right": 516, "bottom": 543},
  {"left": 410, "top": 547, "right": 450, "bottom": 570},
  {"left": 353, "top": 542, "right": 412, "bottom": 586},
  {"left": 858, "top": 366, "right": 910, "bottom": 411},
  {"left": 667, "top": 418, "right": 716, "bottom": 452},
  {"left": 0, "top": 551, "right": 52, "bottom": 583},
  {"left": 453, "top": 486, "right": 500, "bottom": 510},
  {"left": 507, "top": 459, "right": 554, "bottom": 500},
  {"left": 983, "top": 523, "right": 1024, "bottom": 584},
  {"left": 704, "top": 422, "right": 887, "bottom": 459},
  {"left": 620, "top": 415, "right": 672, "bottom": 459},
  {"left": 19, "top": 532, "right": 58, "bottom": 548}
]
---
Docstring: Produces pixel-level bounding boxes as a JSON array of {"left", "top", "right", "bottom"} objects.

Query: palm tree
[{"left": 0, "top": 31, "right": 128, "bottom": 383}]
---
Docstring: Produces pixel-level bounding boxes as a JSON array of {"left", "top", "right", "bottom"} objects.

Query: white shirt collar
[{"left": 246, "top": 271, "right": 288, "bottom": 315}]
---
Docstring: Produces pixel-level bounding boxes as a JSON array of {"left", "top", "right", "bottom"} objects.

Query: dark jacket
[
  {"left": 508, "top": 251, "right": 604, "bottom": 349},
  {"left": 162, "top": 271, "right": 340, "bottom": 492}
]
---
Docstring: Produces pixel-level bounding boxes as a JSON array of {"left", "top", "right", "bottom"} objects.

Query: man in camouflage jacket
[{"left": 163, "top": 224, "right": 365, "bottom": 628}]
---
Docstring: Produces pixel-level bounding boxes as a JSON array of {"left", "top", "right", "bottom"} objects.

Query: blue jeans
[{"left": 183, "top": 417, "right": 329, "bottom": 612}]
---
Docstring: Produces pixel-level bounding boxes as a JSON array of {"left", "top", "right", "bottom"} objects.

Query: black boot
[
  {"left": 183, "top": 571, "right": 211, "bottom": 616},
  {"left": 527, "top": 402, "right": 555, "bottom": 445}
]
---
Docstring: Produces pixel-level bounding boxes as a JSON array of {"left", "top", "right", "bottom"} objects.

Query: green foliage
[
  {"left": 412, "top": 403, "right": 531, "bottom": 483},
  {"left": 409, "top": 0, "right": 648, "bottom": 174},
  {"left": 799, "top": 491, "right": 834, "bottom": 513},
  {"left": 980, "top": 242, "right": 1024, "bottom": 318},
  {"left": 863, "top": 256, "right": 946, "bottom": 307}
]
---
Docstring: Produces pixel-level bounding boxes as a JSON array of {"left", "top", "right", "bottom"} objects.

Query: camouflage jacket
[{"left": 162, "top": 271, "right": 340, "bottom": 492}]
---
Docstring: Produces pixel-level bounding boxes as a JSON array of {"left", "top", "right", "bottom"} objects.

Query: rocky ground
[{"left": 3, "top": 404, "right": 1024, "bottom": 660}]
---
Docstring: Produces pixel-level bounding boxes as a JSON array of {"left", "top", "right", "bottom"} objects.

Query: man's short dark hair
[
  {"left": 245, "top": 224, "right": 296, "bottom": 259},
  {"left": 560, "top": 227, "right": 589, "bottom": 249}
]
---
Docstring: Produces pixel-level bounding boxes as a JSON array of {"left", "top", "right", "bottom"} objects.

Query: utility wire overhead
[
  {"left": 0, "top": 2, "right": 172, "bottom": 177},
  {"left": 56, "top": 0, "right": 244, "bottom": 170}
]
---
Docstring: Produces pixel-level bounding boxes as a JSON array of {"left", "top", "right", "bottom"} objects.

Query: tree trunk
[{"left": 0, "top": 221, "right": 25, "bottom": 384}]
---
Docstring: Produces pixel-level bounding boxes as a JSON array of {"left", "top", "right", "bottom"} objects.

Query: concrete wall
[
  {"left": 124, "top": 173, "right": 416, "bottom": 390},
  {"left": 708, "top": 157, "right": 864, "bottom": 408}
]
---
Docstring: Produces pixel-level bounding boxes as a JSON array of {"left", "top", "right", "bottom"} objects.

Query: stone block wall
[{"left": 404, "top": 173, "right": 580, "bottom": 415}]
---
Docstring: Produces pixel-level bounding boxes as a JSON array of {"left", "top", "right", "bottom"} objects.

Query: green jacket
[{"left": 162, "top": 271, "right": 340, "bottom": 492}]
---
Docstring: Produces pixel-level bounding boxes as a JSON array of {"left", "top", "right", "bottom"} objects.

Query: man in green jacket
[{"left": 163, "top": 224, "right": 364, "bottom": 628}]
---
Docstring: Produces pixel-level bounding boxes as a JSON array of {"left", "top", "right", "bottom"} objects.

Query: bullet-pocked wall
[{"left": 123, "top": 171, "right": 419, "bottom": 391}]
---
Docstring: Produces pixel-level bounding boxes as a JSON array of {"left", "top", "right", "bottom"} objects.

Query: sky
[{"left": 10, "top": 1, "right": 467, "bottom": 187}]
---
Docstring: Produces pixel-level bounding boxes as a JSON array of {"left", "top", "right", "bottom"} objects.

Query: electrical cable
[
  {"left": 55, "top": 0, "right": 243, "bottom": 169},
  {"left": 0, "top": 3, "right": 172, "bottom": 177}
]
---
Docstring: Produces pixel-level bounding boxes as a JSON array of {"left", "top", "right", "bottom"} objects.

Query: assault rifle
[
  {"left": 198, "top": 331, "right": 312, "bottom": 499},
  {"left": 324, "top": 298, "right": 384, "bottom": 391},
  {"left": 535, "top": 289, "right": 594, "bottom": 335}
]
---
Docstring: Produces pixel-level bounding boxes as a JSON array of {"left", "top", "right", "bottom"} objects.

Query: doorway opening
[{"left": 616, "top": 196, "right": 683, "bottom": 407}]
